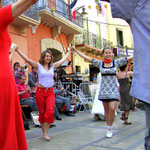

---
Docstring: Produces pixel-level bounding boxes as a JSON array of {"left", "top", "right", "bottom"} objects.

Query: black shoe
[
  {"left": 50, "top": 123, "right": 56, "bottom": 128},
  {"left": 66, "top": 112, "right": 75, "bottom": 117},
  {"left": 56, "top": 116, "right": 62, "bottom": 120}
]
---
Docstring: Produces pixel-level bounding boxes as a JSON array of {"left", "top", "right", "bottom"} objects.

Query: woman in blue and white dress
[{"left": 72, "top": 46, "right": 133, "bottom": 138}]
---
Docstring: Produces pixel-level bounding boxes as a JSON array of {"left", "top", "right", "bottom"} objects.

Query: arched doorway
[
  {"left": 47, "top": 48, "right": 62, "bottom": 63},
  {"left": 41, "top": 38, "right": 65, "bottom": 53}
]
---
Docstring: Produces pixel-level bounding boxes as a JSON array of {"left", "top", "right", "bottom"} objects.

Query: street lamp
[
  {"left": 76, "top": 5, "right": 88, "bottom": 16},
  {"left": 72, "top": 5, "right": 88, "bottom": 21}
]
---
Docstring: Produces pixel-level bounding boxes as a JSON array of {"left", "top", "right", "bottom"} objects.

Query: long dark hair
[
  {"left": 39, "top": 50, "right": 54, "bottom": 69},
  {"left": 13, "top": 62, "right": 20, "bottom": 70},
  {"left": 119, "top": 64, "right": 127, "bottom": 71}
]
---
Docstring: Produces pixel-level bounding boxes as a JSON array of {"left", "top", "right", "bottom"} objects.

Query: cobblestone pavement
[{"left": 26, "top": 109, "right": 145, "bottom": 150}]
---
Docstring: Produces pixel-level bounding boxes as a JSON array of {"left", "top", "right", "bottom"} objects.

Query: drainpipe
[{"left": 72, "top": 49, "right": 75, "bottom": 73}]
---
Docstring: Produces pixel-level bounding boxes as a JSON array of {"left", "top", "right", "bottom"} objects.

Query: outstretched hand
[
  {"left": 14, "top": 45, "right": 19, "bottom": 53},
  {"left": 70, "top": 46, "right": 76, "bottom": 52}
]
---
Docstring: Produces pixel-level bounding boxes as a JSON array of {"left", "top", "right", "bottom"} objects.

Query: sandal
[
  {"left": 120, "top": 113, "right": 125, "bottom": 121},
  {"left": 124, "top": 122, "right": 132, "bottom": 125},
  {"left": 123, "top": 117, "right": 132, "bottom": 125},
  {"left": 94, "top": 114, "right": 101, "bottom": 121}
]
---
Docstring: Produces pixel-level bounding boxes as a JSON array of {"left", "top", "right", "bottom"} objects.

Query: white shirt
[{"left": 37, "top": 63, "right": 54, "bottom": 88}]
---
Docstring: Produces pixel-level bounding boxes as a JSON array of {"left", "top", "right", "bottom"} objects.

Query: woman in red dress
[{"left": 0, "top": 0, "right": 38, "bottom": 149}]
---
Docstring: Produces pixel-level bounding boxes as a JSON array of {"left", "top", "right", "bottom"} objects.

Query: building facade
[
  {"left": 74, "top": 1, "right": 133, "bottom": 81},
  {"left": 106, "top": 3, "right": 133, "bottom": 56},
  {"left": 74, "top": 0, "right": 110, "bottom": 80},
  {"left": 6, "top": 0, "right": 84, "bottom": 75},
  {"left": 6, "top": 0, "right": 133, "bottom": 81}
]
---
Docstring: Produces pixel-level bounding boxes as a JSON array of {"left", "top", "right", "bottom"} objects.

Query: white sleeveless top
[{"left": 37, "top": 63, "right": 54, "bottom": 88}]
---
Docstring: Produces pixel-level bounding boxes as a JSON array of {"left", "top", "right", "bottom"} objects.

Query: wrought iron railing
[
  {"left": 75, "top": 31, "right": 112, "bottom": 50},
  {"left": 117, "top": 45, "right": 133, "bottom": 57},
  {"left": 38, "top": 0, "right": 83, "bottom": 28},
  {"left": 3, "top": 0, "right": 39, "bottom": 21}
]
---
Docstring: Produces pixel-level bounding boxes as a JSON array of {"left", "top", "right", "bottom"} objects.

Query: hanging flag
[
  {"left": 104, "top": 4, "right": 107, "bottom": 8},
  {"left": 72, "top": 9, "right": 77, "bottom": 21},
  {"left": 95, "top": 0, "right": 99, "bottom": 4},
  {"left": 88, "top": 5, "right": 91, "bottom": 9},
  {"left": 98, "top": 0, "right": 106, "bottom": 16},
  {"left": 101, "top": 3, "right": 105, "bottom": 17},
  {"left": 70, "top": 0, "right": 78, "bottom": 22},
  {"left": 98, "top": 2, "right": 102, "bottom": 12},
  {"left": 96, "top": 5, "right": 99, "bottom": 10},
  {"left": 70, "top": 0, "right": 78, "bottom": 9},
  {"left": 95, "top": 0, "right": 102, "bottom": 13}
]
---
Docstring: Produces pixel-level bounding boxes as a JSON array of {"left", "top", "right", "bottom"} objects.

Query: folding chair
[{"left": 77, "top": 90, "right": 93, "bottom": 111}]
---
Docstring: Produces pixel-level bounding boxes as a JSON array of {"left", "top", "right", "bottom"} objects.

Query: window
[
  {"left": 76, "top": 66, "right": 81, "bottom": 73},
  {"left": 116, "top": 29, "right": 123, "bottom": 46}
]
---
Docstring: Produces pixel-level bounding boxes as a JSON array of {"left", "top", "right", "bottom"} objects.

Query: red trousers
[{"left": 36, "top": 87, "right": 55, "bottom": 124}]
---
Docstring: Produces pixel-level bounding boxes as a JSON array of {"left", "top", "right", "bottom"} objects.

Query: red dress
[{"left": 0, "top": 5, "right": 27, "bottom": 150}]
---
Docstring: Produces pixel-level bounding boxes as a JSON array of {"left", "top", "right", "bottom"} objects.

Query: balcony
[
  {"left": 116, "top": 45, "right": 133, "bottom": 57},
  {"left": 38, "top": 0, "right": 84, "bottom": 36},
  {"left": 3, "top": 0, "right": 39, "bottom": 34},
  {"left": 75, "top": 31, "right": 112, "bottom": 58}
]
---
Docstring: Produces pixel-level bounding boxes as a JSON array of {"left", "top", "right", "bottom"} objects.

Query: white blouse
[{"left": 37, "top": 63, "right": 54, "bottom": 88}]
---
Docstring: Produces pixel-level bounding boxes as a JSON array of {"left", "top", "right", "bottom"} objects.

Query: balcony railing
[
  {"left": 38, "top": 0, "right": 83, "bottom": 28},
  {"left": 117, "top": 46, "right": 133, "bottom": 57},
  {"left": 75, "top": 31, "right": 112, "bottom": 50},
  {"left": 3, "top": 0, "right": 39, "bottom": 21}
]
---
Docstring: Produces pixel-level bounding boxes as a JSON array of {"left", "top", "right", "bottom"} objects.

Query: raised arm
[
  {"left": 71, "top": 46, "right": 92, "bottom": 63},
  {"left": 15, "top": 47, "right": 38, "bottom": 70},
  {"left": 54, "top": 49, "right": 71, "bottom": 69},
  {"left": 9, "top": 43, "right": 17, "bottom": 61},
  {"left": 11, "top": 0, "right": 39, "bottom": 19},
  {"left": 127, "top": 71, "right": 133, "bottom": 77}
]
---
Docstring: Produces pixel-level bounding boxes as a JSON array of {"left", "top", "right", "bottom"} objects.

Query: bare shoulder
[
  {"left": 117, "top": 72, "right": 125, "bottom": 79},
  {"left": 127, "top": 71, "right": 133, "bottom": 77}
]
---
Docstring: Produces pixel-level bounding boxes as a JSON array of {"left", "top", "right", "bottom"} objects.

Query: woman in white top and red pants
[{"left": 15, "top": 47, "right": 72, "bottom": 141}]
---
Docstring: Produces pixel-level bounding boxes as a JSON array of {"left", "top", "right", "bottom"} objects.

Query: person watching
[
  {"left": 54, "top": 86, "right": 75, "bottom": 117},
  {"left": 28, "top": 66, "right": 38, "bottom": 88},
  {"left": 16, "top": 74, "right": 38, "bottom": 111}
]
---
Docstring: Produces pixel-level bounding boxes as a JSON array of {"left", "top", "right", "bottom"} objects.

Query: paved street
[{"left": 26, "top": 109, "right": 145, "bottom": 150}]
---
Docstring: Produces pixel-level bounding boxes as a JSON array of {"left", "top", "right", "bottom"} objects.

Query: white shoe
[{"left": 106, "top": 130, "right": 113, "bottom": 138}]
